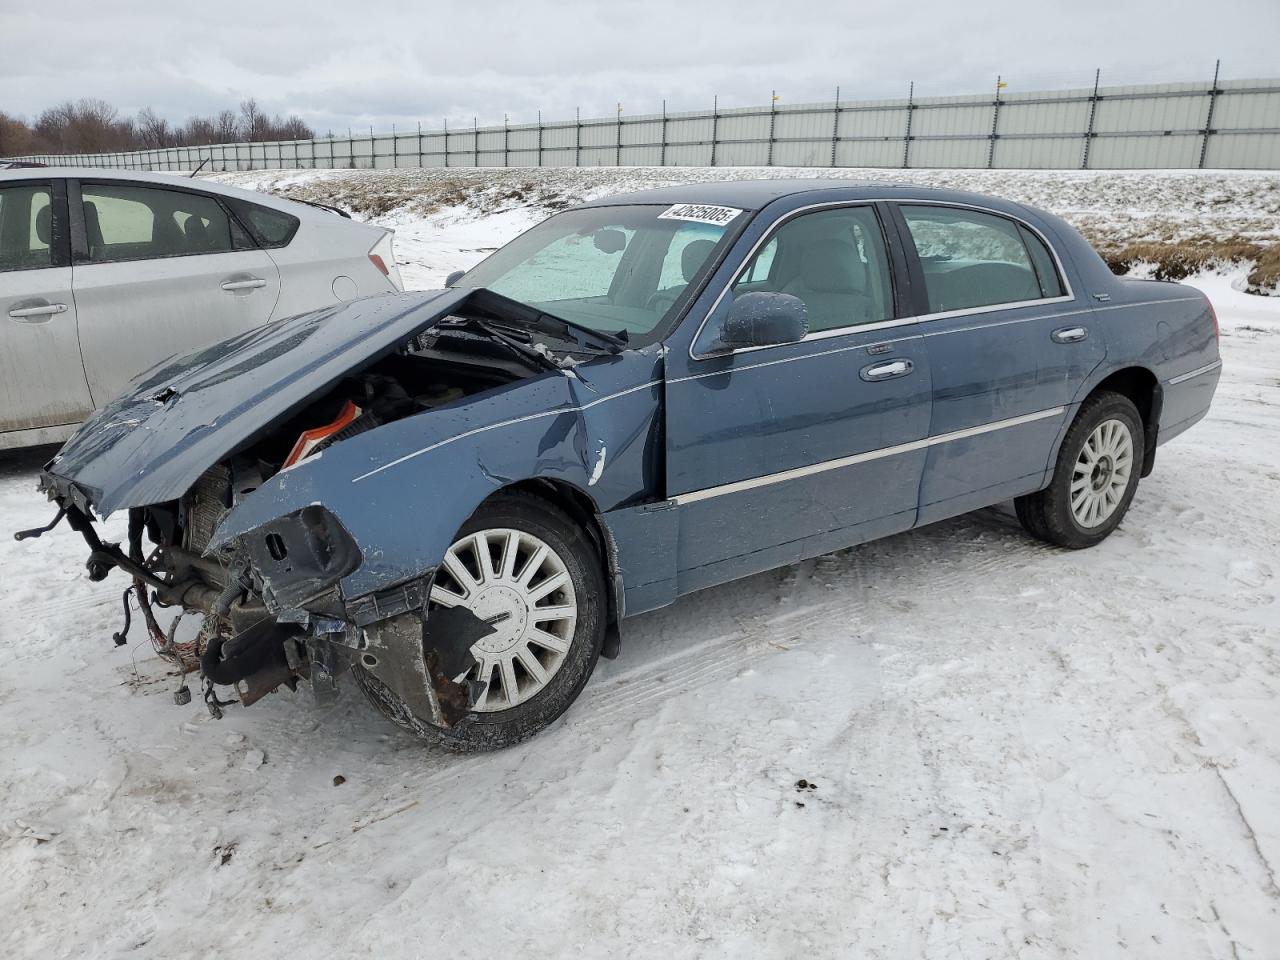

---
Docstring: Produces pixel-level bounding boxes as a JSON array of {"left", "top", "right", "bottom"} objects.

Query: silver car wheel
[
  {"left": 429, "top": 528, "right": 578, "bottom": 712},
  {"left": 1070, "top": 418, "right": 1134, "bottom": 528}
]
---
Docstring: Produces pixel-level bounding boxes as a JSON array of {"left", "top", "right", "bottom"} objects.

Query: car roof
[
  {"left": 0, "top": 166, "right": 335, "bottom": 221},
  {"left": 580, "top": 178, "right": 1040, "bottom": 218}
]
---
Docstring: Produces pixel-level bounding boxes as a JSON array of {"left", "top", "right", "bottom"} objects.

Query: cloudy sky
[{"left": 4, "top": 0, "right": 1277, "bottom": 132}]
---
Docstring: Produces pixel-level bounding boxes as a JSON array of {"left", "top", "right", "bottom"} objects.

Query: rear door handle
[
  {"left": 1051, "top": 326, "right": 1088, "bottom": 344},
  {"left": 860, "top": 359, "right": 914, "bottom": 382},
  {"left": 8, "top": 302, "right": 68, "bottom": 322},
  {"left": 220, "top": 277, "right": 267, "bottom": 292}
]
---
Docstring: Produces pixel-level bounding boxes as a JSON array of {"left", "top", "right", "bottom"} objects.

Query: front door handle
[
  {"left": 860, "top": 359, "right": 914, "bottom": 382},
  {"left": 1051, "top": 326, "right": 1089, "bottom": 344},
  {"left": 220, "top": 277, "right": 267, "bottom": 292},
  {"left": 8, "top": 302, "right": 68, "bottom": 323}
]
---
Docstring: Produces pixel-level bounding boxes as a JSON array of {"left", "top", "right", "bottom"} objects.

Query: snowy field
[{"left": 2, "top": 170, "right": 1279, "bottom": 959}]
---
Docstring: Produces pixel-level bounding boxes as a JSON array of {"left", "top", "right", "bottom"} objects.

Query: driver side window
[{"left": 731, "top": 206, "right": 893, "bottom": 332}]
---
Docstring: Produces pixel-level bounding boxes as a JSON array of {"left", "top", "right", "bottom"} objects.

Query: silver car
[{"left": 0, "top": 168, "right": 403, "bottom": 451}]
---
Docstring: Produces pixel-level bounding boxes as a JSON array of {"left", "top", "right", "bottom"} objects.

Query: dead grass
[
  {"left": 210, "top": 168, "right": 1280, "bottom": 297},
  {"left": 1097, "top": 237, "right": 1280, "bottom": 295}
]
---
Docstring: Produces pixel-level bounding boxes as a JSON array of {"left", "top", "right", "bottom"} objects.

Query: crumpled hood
[{"left": 42, "top": 289, "right": 470, "bottom": 516}]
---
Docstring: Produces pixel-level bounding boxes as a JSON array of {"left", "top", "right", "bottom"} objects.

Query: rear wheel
[
  {"left": 353, "top": 492, "right": 605, "bottom": 751},
  {"left": 1015, "top": 390, "right": 1145, "bottom": 549}
]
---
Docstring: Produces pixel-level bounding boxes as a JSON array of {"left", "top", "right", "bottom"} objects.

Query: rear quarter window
[{"left": 228, "top": 199, "right": 300, "bottom": 248}]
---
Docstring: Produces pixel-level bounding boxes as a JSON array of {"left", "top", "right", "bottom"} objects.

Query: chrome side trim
[
  {"left": 1167, "top": 359, "right": 1222, "bottom": 385},
  {"left": 668, "top": 297, "right": 1201, "bottom": 386},
  {"left": 668, "top": 336, "right": 923, "bottom": 384},
  {"left": 687, "top": 197, "right": 1078, "bottom": 362},
  {"left": 670, "top": 406, "right": 1067, "bottom": 505},
  {"left": 352, "top": 380, "right": 663, "bottom": 483}
]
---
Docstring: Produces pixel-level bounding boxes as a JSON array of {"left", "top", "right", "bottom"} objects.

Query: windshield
[{"left": 452, "top": 204, "right": 744, "bottom": 344}]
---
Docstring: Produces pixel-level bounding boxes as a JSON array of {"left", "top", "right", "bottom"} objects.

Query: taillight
[
  {"left": 1208, "top": 299, "right": 1219, "bottom": 343},
  {"left": 369, "top": 232, "right": 404, "bottom": 291}
]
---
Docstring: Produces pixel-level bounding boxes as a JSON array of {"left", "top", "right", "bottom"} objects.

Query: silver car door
[
  {"left": 70, "top": 179, "right": 281, "bottom": 407},
  {"left": 0, "top": 178, "right": 94, "bottom": 446}
]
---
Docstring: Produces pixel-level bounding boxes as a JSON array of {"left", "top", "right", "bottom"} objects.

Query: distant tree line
[{"left": 0, "top": 98, "right": 315, "bottom": 157}]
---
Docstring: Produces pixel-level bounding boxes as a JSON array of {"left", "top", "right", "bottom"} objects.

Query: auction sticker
[{"left": 657, "top": 203, "right": 743, "bottom": 226}]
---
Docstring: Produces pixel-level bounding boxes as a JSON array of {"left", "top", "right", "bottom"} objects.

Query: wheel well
[
  {"left": 1089, "top": 366, "right": 1162, "bottom": 476},
  {"left": 491, "top": 479, "right": 623, "bottom": 647}
]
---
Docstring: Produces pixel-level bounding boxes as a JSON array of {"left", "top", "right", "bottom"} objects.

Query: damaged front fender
[{"left": 210, "top": 347, "right": 664, "bottom": 608}]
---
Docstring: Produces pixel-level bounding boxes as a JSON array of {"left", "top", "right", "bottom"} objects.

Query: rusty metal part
[
  {"left": 201, "top": 619, "right": 306, "bottom": 706},
  {"left": 360, "top": 606, "right": 490, "bottom": 729}
]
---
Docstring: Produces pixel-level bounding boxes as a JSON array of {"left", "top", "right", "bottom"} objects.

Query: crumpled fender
[{"left": 210, "top": 347, "right": 664, "bottom": 603}]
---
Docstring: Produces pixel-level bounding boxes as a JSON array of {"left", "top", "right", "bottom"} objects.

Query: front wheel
[
  {"left": 354, "top": 491, "right": 606, "bottom": 751},
  {"left": 1015, "top": 390, "right": 1145, "bottom": 549}
]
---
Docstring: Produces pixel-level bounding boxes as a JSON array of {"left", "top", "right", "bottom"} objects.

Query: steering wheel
[{"left": 645, "top": 290, "right": 679, "bottom": 315}]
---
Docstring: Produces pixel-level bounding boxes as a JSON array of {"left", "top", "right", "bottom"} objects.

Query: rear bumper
[{"left": 1158, "top": 358, "right": 1222, "bottom": 447}]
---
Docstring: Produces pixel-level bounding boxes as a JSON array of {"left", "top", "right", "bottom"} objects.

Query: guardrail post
[
  {"left": 615, "top": 103, "right": 623, "bottom": 166},
  {"left": 503, "top": 114, "right": 509, "bottom": 167},
  {"left": 987, "top": 75, "right": 1003, "bottom": 168},
  {"left": 902, "top": 81, "right": 914, "bottom": 168},
  {"left": 830, "top": 86, "right": 840, "bottom": 167},
  {"left": 575, "top": 107, "right": 581, "bottom": 166},
  {"left": 767, "top": 90, "right": 777, "bottom": 165},
  {"left": 660, "top": 99, "right": 668, "bottom": 167},
  {"left": 443, "top": 118, "right": 449, "bottom": 167},
  {"left": 537, "top": 110, "right": 543, "bottom": 167},
  {"left": 1081, "top": 68, "right": 1101, "bottom": 169},
  {"left": 1199, "top": 59, "right": 1221, "bottom": 169},
  {"left": 710, "top": 95, "right": 719, "bottom": 166}
]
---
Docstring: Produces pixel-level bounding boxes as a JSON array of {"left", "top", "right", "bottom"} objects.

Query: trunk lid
[{"left": 43, "top": 289, "right": 470, "bottom": 516}]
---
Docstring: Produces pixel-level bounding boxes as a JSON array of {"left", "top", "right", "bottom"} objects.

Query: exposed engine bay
[{"left": 27, "top": 294, "right": 600, "bottom": 723}]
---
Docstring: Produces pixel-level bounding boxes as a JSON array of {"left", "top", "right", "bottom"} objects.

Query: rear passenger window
[
  {"left": 81, "top": 184, "right": 237, "bottom": 263},
  {"left": 731, "top": 206, "right": 893, "bottom": 333},
  {"left": 0, "top": 183, "right": 54, "bottom": 272},
  {"left": 900, "top": 205, "right": 1063, "bottom": 313}
]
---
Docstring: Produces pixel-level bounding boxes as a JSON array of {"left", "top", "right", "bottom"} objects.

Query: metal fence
[{"left": 12, "top": 73, "right": 1280, "bottom": 172}]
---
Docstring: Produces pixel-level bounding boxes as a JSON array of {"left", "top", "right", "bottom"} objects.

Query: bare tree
[
  {"left": 3, "top": 97, "right": 315, "bottom": 157},
  {"left": 276, "top": 115, "right": 313, "bottom": 141},
  {"left": 0, "top": 111, "right": 43, "bottom": 156},
  {"left": 136, "top": 107, "right": 173, "bottom": 149},
  {"left": 239, "top": 98, "right": 270, "bottom": 142},
  {"left": 34, "top": 98, "right": 132, "bottom": 153},
  {"left": 214, "top": 109, "right": 240, "bottom": 143},
  {"left": 182, "top": 116, "right": 218, "bottom": 146}
]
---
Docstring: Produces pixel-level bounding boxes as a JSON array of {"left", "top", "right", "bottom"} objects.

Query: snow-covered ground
[{"left": 2, "top": 173, "right": 1279, "bottom": 959}]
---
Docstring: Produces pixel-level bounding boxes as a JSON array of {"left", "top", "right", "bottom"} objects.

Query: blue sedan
[{"left": 30, "top": 180, "right": 1222, "bottom": 749}]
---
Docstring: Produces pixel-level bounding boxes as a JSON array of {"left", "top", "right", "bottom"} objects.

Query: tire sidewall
[
  {"left": 358, "top": 493, "right": 606, "bottom": 751},
  {"left": 1051, "top": 394, "right": 1145, "bottom": 546}
]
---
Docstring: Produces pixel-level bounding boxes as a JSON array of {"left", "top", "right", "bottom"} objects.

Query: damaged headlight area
[
  {"left": 238, "top": 505, "right": 362, "bottom": 616},
  {"left": 25, "top": 477, "right": 493, "bottom": 732}
]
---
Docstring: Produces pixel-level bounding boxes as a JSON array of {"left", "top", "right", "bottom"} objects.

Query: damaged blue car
[{"left": 25, "top": 180, "right": 1221, "bottom": 749}]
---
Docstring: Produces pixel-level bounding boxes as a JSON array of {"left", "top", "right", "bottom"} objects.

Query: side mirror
[
  {"left": 444, "top": 269, "right": 466, "bottom": 287},
  {"left": 717, "top": 292, "right": 808, "bottom": 350}
]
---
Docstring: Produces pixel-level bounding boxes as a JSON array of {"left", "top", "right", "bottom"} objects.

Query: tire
[
  {"left": 1015, "top": 390, "right": 1145, "bottom": 549},
  {"left": 353, "top": 491, "right": 606, "bottom": 751}
]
